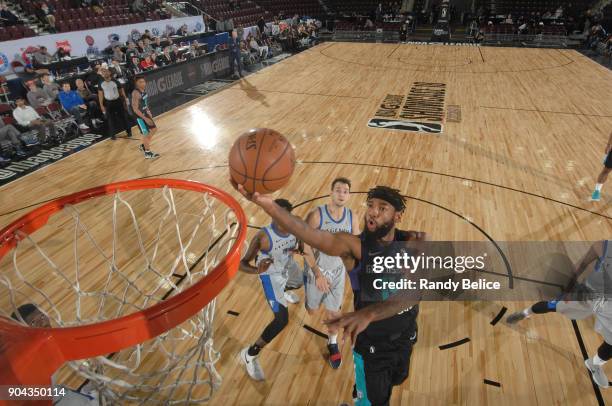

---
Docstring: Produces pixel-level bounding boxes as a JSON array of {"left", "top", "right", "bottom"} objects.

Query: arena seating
[
  {"left": 10, "top": 0, "right": 167, "bottom": 34},
  {"left": 188, "top": 0, "right": 271, "bottom": 27},
  {"left": 0, "top": 24, "right": 36, "bottom": 40},
  {"left": 254, "top": 0, "right": 325, "bottom": 19}
]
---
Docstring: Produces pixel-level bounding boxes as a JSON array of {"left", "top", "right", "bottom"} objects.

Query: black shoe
[
  {"left": 144, "top": 150, "right": 160, "bottom": 159},
  {"left": 15, "top": 150, "right": 26, "bottom": 157}
]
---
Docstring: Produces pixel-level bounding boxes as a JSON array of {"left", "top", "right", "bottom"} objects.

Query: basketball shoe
[
  {"left": 239, "top": 347, "right": 265, "bottom": 381},
  {"left": 585, "top": 358, "right": 610, "bottom": 388}
]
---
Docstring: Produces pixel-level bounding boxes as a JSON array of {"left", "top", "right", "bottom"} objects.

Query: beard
[{"left": 364, "top": 218, "right": 395, "bottom": 244}]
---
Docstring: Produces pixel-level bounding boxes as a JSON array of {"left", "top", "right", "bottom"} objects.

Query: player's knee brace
[
  {"left": 531, "top": 301, "right": 557, "bottom": 314},
  {"left": 598, "top": 341, "right": 612, "bottom": 361},
  {"left": 261, "top": 305, "right": 288, "bottom": 343}
]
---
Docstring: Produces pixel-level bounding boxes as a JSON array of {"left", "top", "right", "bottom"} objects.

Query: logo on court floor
[
  {"left": 367, "top": 118, "right": 442, "bottom": 133},
  {"left": 369, "top": 82, "right": 446, "bottom": 134}
]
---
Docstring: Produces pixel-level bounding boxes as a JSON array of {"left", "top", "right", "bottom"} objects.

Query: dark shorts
[
  {"left": 136, "top": 117, "right": 156, "bottom": 136},
  {"left": 352, "top": 325, "right": 418, "bottom": 406},
  {"left": 605, "top": 152, "right": 612, "bottom": 169}
]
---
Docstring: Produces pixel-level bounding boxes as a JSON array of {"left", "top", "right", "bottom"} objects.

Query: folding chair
[{"left": 46, "top": 102, "right": 79, "bottom": 139}]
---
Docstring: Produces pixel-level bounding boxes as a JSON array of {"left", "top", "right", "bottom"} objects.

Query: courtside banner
[
  {"left": 0, "top": 133, "right": 105, "bottom": 186},
  {"left": 143, "top": 50, "right": 231, "bottom": 105},
  {"left": 357, "top": 241, "right": 608, "bottom": 301}
]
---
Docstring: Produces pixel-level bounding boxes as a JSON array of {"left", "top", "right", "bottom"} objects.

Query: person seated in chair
[
  {"left": 0, "top": 3, "right": 21, "bottom": 26},
  {"left": 58, "top": 83, "right": 90, "bottom": 131},
  {"left": 0, "top": 118, "right": 27, "bottom": 156},
  {"left": 41, "top": 73, "right": 60, "bottom": 99},
  {"left": 26, "top": 80, "right": 54, "bottom": 109},
  {"left": 75, "top": 79, "right": 103, "bottom": 127},
  {"left": 13, "top": 97, "right": 57, "bottom": 144}
]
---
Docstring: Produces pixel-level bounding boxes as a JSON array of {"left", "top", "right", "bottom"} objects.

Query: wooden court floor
[{"left": 1, "top": 42, "right": 611, "bottom": 405}]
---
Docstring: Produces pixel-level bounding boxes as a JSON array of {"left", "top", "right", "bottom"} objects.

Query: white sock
[
  {"left": 328, "top": 334, "right": 337, "bottom": 344},
  {"left": 593, "top": 354, "right": 607, "bottom": 366},
  {"left": 523, "top": 308, "right": 532, "bottom": 317},
  {"left": 596, "top": 183, "right": 603, "bottom": 192}
]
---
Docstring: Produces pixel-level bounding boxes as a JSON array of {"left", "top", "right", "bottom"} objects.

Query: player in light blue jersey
[
  {"left": 238, "top": 199, "right": 302, "bottom": 381},
  {"left": 303, "top": 177, "right": 360, "bottom": 369}
]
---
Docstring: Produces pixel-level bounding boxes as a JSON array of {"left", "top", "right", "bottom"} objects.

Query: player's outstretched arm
[
  {"left": 239, "top": 231, "right": 272, "bottom": 274},
  {"left": 233, "top": 182, "right": 360, "bottom": 259}
]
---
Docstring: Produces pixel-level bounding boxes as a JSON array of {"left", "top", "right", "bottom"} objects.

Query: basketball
[{"left": 228, "top": 128, "right": 296, "bottom": 194}]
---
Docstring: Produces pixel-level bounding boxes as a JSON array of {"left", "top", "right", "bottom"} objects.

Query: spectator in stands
[
  {"left": 55, "top": 46, "right": 70, "bottom": 60},
  {"left": 36, "top": 2, "right": 56, "bottom": 33},
  {"left": 33, "top": 46, "right": 53, "bottom": 67},
  {"left": 75, "top": 78, "right": 103, "bottom": 125},
  {"left": 587, "top": 23, "right": 606, "bottom": 50},
  {"left": 112, "top": 46, "right": 124, "bottom": 63},
  {"left": 41, "top": 74, "right": 60, "bottom": 99},
  {"left": 98, "top": 68, "right": 132, "bottom": 140},
  {"left": 247, "top": 34, "right": 266, "bottom": 60},
  {"left": 257, "top": 16, "right": 266, "bottom": 35},
  {"left": 128, "top": 56, "right": 142, "bottom": 74},
  {"left": 110, "top": 58, "right": 126, "bottom": 79},
  {"left": 0, "top": 3, "right": 21, "bottom": 26},
  {"left": 136, "top": 40, "right": 146, "bottom": 56},
  {"left": 58, "top": 83, "right": 90, "bottom": 130},
  {"left": 178, "top": 24, "right": 189, "bottom": 36},
  {"left": 91, "top": 0, "right": 104, "bottom": 15},
  {"left": 157, "top": 46, "right": 175, "bottom": 66},
  {"left": 153, "top": 37, "right": 163, "bottom": 52},
  {"left": 131, "top": 0, "right": 145, "bottom": 16},
  {"left": 143, "top": 38, "right": 153, "bottom": 54},
  {"left": 26, "top": 81, "right": 53, "bottom": 108},
  {"left": 13, "top": 97, "right": 56, "bottom": 143},
  {"left": 141, "top": 30, "right": 152, "bottom": 41},
  {"left": 229, "top": 29, "right": 243, "bottom": 78},
  {"left": 0, "top": 119, "right": 27, "bottom": 157},
  {"left": 139, "top": 55, "right": 156, "bottom": 71}
]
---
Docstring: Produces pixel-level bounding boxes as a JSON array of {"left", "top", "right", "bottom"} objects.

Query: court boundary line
[
  {"left": 318, "top": 42, "right": 576, "bottom": 74},
  {"left": 2, "top": 161, "right": 610, "bottom": 222}
]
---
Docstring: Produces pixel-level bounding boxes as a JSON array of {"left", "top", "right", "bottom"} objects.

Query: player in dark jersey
[
  {"left": 130, "top": 76, "right": 159, "bottom": 159},
  {"left": 233, "top": 182, "right": 426, "bottom": 406}
]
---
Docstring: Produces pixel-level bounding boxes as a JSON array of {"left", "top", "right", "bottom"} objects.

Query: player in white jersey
[
  {"left": 303, "top": 177, "right": 360, "bottom": 369},
  {"left": 238, "top": 199, "right": 302, "bottom": 381},
  {"left": 507, "top": 240, "right": 612, "bottom": 387}
]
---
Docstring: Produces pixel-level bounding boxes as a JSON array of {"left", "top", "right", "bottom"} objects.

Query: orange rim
[{"left": 0, "top": 179, "right": 247, "bottom": 387}]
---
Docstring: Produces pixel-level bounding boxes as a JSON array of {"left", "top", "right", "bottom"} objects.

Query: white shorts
[
  {"left": 557, "top": 299, "right": 612, "bottom": 343},
  {"left": 304, "top": 265, "right": 345, "bottom": 312}
]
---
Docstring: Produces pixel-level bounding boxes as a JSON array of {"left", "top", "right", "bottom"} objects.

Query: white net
[{"left": 0, "top": 184, "right": 243, "bottom": 404}]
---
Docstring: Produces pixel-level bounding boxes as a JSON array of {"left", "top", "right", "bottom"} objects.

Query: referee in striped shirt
[{"left": 98, "top": 68, "right": 132, "bottom": 140}]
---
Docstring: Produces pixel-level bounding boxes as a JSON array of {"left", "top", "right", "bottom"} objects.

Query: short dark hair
[
  {"left": 331, "top": 177, "right": 351, "bottom": 190},
  {"left": 367, "top": 185, "right": 407, "bottom": 212},
  {"left": 274, "top": 198, "right": 293, "bottom": 212},
  {"left": 10, "top": 303, "right": 38, "bottom": 322},
  {"left": 134, "top": 75, "right": 145, "bottom": 83}
]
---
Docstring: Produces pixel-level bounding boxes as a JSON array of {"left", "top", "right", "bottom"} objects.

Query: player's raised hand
[
  {"left": 324, "top": 308, "right": 375, "bottom": 348},
  {"left": 230, "top": 178, "right": 275, "bottom": 210}
]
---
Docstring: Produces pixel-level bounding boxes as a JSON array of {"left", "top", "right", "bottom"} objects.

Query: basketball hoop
[{"left": 0, "top": 179, "right": 247, "bottom": 404}]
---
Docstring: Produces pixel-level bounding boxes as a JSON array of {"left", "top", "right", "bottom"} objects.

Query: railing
[
  {"left": 332, "top": 29, "right": 399, "bottom": 42},
  {"left": 170, "top": 1, "right": 220, "bottom": 23},
  {"left": 483, "top": 33, "right": 568, "bottom": 47}
]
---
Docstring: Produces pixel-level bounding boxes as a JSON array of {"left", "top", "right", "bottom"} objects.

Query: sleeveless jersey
[
  {"left": 349, "top": 229, "right": 419, "bottom": 339},
  {"left": 130, "top": 88, "right": 150, "bottom": 116},
  {"left": 306, "top": 205, "right": 353, "bottom": 277},
  {"left": 586, "top": 240, "right": 612, "bottom": 298},
  {"left": 258, "top": 223, "right": 298, "bottom": 275}
]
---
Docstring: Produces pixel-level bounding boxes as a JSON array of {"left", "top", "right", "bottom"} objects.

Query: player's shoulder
[{"left": 396, "top": 229, "right": 427, "bottom": 241}]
